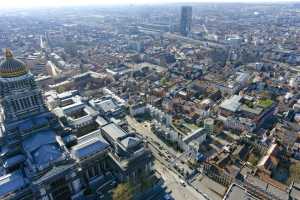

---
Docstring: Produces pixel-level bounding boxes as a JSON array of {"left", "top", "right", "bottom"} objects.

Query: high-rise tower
[{"left": 180, "top": 6, "right": 192, "bottom": 36}]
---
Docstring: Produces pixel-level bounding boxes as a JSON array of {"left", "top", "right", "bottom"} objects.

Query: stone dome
[{"left": 0, "top": 49, "right": 28, "bottom": 78}]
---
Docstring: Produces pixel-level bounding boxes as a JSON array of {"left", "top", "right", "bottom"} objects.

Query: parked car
[{"left": 179, "top": 179, "right": 186, "bottom": 187}]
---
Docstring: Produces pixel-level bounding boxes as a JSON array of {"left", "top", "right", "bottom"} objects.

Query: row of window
[
  {"left": 86, "top": 162, "right": 106, "bottom": 180},
  {"left": 3, "top": 79, "right": 33, "bottom": 91},
  {"left": 11, "top": 95, "right": 40, "bottom": 111}
]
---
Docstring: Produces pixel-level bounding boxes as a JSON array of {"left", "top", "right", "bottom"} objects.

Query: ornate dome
[{"left": 0, "top": 49, "right": 28, "bottom": 78}]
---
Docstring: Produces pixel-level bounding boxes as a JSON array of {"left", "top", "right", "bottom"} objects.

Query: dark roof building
[{"left": 0, "top": 50, "right": 82, "bottom": 199}]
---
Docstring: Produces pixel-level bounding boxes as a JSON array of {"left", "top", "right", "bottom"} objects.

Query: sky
[{"left": 0, "top": 0, "right": 299, "bottom": 9}]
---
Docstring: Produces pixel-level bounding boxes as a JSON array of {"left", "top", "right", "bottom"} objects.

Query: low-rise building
[{"left": 219, "top": 95, "right": 276, "bottom": 131}]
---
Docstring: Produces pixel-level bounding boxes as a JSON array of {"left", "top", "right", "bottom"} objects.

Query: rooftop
[
  {"left": 71, "top": 133, "right": 109, "bottom": 160},
  {"left": 220, "top": 95, "right": 242, "bottom": 112},
  {"left": 223, "top": 183, "right": 258, "bottom": 200},
  {"left": 0, "top": 172, "right": 27, "bottom": 198},
  {"left": 120, "top": 136, "right": 141, "bottom": 149},
  {"left": 95, "top": 99, "right": 119, "bottom": 113},
  {"left": 22, "top": 130, "right": 57, "bottom": 153},
  {"left": 101, "top": 123, "right": 127, "bottom": 141}
]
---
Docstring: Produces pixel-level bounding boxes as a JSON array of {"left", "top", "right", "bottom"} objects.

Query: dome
[{"left": 0, "top": 49, "right": 28, "bottom": 78}]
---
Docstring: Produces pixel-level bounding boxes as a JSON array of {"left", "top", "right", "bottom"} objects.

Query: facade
[
  {"left": 101, "top": 123, "right": 153, "bottom": 182},
  {"left": 204, "top": 118, "right": 214, "bottom": 135},
  {"left": 129, "top": 102, "right": 147, "bottom": 116},
  {"left": 180, "top": 128, "right": 207, "bottom": 152},
  {"left": 180, "top": 6, "right": 192, "bottom": 36}
]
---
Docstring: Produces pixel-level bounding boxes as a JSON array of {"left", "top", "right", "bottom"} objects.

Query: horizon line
[{"left": 1, "top": 0, "right": 300, "bottom": 11}]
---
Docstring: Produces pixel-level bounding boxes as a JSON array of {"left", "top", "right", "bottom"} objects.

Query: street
[
  {"left": 126, "top": 116, "right": 212, "bottom": 200},
  {"left": 155, "top": 161, "right": 207, "bottom": 200},
  {"left": 126, "top": 116, "right": 179, "bottom": 158}
]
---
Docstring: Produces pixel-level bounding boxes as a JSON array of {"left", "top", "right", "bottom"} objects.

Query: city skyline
[
  {"left": 0, "top": 0, "right": 300, "bottom": 9},
  {"left": 0, "top": 2, "right": 300, "bottom": 200}
]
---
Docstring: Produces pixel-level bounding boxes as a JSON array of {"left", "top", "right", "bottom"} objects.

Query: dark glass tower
[{"left": 180, "top": 6, "right": 192, "bottom": 36}]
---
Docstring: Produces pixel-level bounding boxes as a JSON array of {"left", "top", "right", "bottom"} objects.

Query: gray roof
[
  {"left": 220, "top": 95, "right": 242, "bottom": 112},
  {"left": 290, "top": 183, "right": 300, "bottom": 200},
  {"left": 96, "top": 99, "right": 118, "bottom": 113},
  {"left": 96, "top": 116, "right": 108, "bottom": 127},
  {"left": 246, "top": 176, "right": 289, "bottom": 200},
  {"left": 223, "top": 184, "right": 258, "bottom": 200},
  {"left": 266, "top": 184, "right": 289, "bottom": 200},
  {"left": 70, "top": 115, "right": 93, "bottom": 127},
  {"left": 235, "top": 72, "right": 249, "bottom": 83},
  {"left": 183, "top": 128, "right": 206, "bottom": 144},
  {"left": 61, "top": 101, "right": 84, "bottom": 113},
  {"left": 101, "top": 123, "right": 127, "bottom": 141},
  {"left": 71, "top": 133, "right": 109, "bottom": 159},
  {"left": 120, "top": 136, "right": 141, "bottom": 149},
  {"left": 57, "top": 90, "right": 78, "bottom": 100}
]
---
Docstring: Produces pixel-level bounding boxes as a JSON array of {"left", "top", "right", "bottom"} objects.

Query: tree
[
  {"left": 56, "top": 85, "right": 66, "bottom": 94},
  {"left": 112, "top": 182, "right": 133, "bottom": 200}
]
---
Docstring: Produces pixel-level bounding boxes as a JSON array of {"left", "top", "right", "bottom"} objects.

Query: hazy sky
[{"left": 0, "top": 0, "right": 299, "bottom": 9}]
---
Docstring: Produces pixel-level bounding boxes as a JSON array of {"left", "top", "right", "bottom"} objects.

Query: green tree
[
  {"left": 57, "top": 85, "right": 66, "bottom": 94},
  {"left": 112, "top": 182, "right": 133, "bottom": 200}
]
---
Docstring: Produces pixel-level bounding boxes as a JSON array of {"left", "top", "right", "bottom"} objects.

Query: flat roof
[
  {"left": 71, "top": 135, "right": 109, "bottom": 160},
  {"left": 101, "top": 123, "right": 127, "bottom": 141},
  {"left": 57, "top": 90, "right": 78, "bottom": 100},
  {"left": 223, "top": 183, "right": 258, "bottom": 200},
  {"left": 290, "top": 183, "right": 300, "bottom": 200},
  {"left": 96, "top": 116, "right": 108, "bottom": 127},
  {"left": 245, "top": 175, "right": 289, "bottom": 200},
  {"left": 220, "top": 95, "right": 242, "bottom": 112},
  {"left": 96, "top": 99, "right": 118, "bottom": 113},
  {"left": 183, "top": 127, "right": 206, "bottom": 144}
]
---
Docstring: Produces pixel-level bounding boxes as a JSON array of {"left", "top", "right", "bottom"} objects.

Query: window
[
  {"left": 31, "top": 96, "right": 36, "bottom": 105},
  {"left": 34, "top": 95, "right": 39, "bottom": 105},
  {"left": 22, "top": 98, "right": 28, "bottom": 108},
  {"left": 19, "top": 99, "right": 25, "bottom": 109},
  {"left": 26, "top": 97, "right": 31, "bottom": 107},
  {"left": 11, "top": 100, "right": 17, "bottom": 111},
  {"left": 87, "top": 167, "right": 95, "bottom": 179},
  {"left": 94, "top": 164, "right": 100, "bottom": 176},
  {"left": 15, "top": 100, "right": 20, "bottom": 110},
  {"left": 87, "top": 165, "right": 101, "bottom": 179}
]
